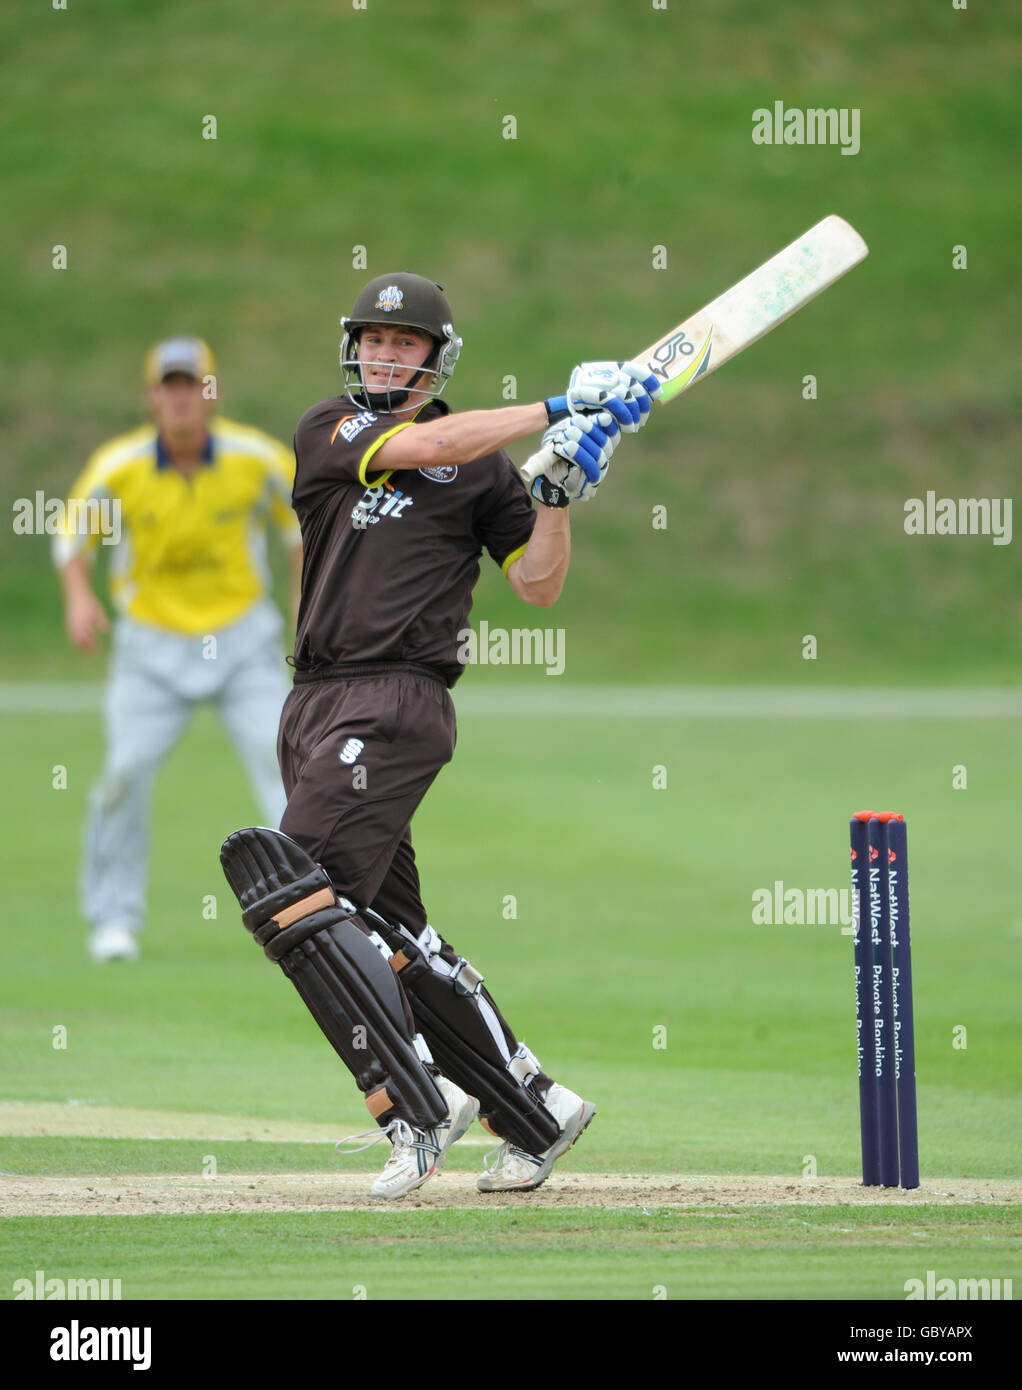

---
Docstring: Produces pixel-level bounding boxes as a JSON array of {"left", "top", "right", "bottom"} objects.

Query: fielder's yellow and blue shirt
[{"left": 53, "top": 417, "right": 301, "bottom": 635}]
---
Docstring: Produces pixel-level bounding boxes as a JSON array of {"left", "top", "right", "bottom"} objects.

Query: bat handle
[
  {"left": 520, "top": 442, "right": 555, "bottom": 486},
  {"left": 520, "top": 393, "right": 662, "bottom": 485}
]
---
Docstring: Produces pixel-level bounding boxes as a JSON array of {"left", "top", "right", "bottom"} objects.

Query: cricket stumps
[{"left": 850, "top": 810, "right": 919, "bottom": 1189}]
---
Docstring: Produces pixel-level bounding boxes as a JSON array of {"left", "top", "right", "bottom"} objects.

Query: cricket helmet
[{"left": 339, "top": 272, "right": 462, "bottom": 412}]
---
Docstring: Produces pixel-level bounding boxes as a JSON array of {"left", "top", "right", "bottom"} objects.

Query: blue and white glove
[
  {"left": 529, "top": 415, "right": 619, "bottom": 507},
  {"left": 562, "top": 360, "right": 662, "bottom": 432}
]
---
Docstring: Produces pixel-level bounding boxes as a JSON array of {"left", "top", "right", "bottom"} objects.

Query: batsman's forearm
[
  {"left": 376, "top": 403, "right": 549, "bottom": 470},
  {"left": 507, "top": 506, "right": 570, "bottom": 607}
]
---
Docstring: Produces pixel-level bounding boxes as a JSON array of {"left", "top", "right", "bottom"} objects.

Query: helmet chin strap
[
  {"left": 356, "top": 360, "right": 435, "bottom": 413},
  {"left": 356, "top": 386, "right": 410, "bottom": 411}
]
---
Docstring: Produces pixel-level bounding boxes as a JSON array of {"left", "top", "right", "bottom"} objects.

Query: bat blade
[
  {"left": 521, "top": 214, "right": 868, "bottom": 485},
  {"left": 644, "top": 213, "right": 868, "bottom": 402}
]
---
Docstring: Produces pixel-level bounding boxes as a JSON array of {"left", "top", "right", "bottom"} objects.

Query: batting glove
[
  {"left": 529, "top": 416, "right": 618, "bottom": 507},
  {"left": 613, "top": 360, "right": 662, "bottom": 431},
  {"left": 565, "top": 360, "right": 662, "bottom": 432}
]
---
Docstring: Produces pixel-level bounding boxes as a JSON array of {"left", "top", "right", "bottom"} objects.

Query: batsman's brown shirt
[{"left": 290, "top": 396, "right": 536, "bottom": 685}]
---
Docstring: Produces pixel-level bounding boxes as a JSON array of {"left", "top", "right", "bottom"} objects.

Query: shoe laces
[
  {"left": 482, "top": 1139, "right": 539, "bottom": 1173},
  {"left": 336, "top": 1117, "right": 439, "bottom": 1162},
  {"left": 481, "top": 1141, "right": 508, "bottom": 1173},
  {"left": 337, "top": 1117, "right": 414, "bottom": 1150},
  {"left": 484, "top": 1137, "right": 547, "bottom": 1175}
]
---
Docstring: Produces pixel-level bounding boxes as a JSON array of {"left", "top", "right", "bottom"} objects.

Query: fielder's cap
[{"left": 143, "top": 337, "right": 215, "bottom": 386}]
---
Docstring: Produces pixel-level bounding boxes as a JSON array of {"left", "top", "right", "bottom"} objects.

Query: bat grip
[
  {"left": 520, "top": 443, "right": 555, "bottom": 486},
  {"left": 520, "top": 393, "right": 662, "bottom": 484}
]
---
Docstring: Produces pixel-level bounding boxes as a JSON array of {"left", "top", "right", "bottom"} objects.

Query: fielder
[
  {"left": 56, "top": 338, "right": 302, "bottom": 962},
  {"left": 220, "top": 274, "right": 659, "bottom": 1197}
]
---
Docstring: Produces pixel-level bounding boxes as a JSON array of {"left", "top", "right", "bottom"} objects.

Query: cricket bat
[{"left": 521, "top": 213, "right": 868, "bottom": 485}]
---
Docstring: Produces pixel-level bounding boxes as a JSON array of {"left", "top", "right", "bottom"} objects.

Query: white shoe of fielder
[
  {"left": 337, "top": 1075, "right": 478, "bottom": 1201},
  {"left": 88, "top": 923, "right": 140, "bottom": 963},
  {"left": 477, "top": 1082, "right": 595, "bottom": 1192}
]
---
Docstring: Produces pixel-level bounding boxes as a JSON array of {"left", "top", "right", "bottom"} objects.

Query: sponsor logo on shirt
[
  {"left": 333, "top": 411, "right": 378, "bottom": 444},
  {"left": 418, "top": 465, "right": 458, "bottom": 483},
  {"left": 351, "top": 481, "right": 414, "bottom": 529}
]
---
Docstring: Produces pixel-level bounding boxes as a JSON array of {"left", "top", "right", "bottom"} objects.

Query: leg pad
[
  {"left": 366, "top": 913, "right": 561, "bottom": 1152},
  {"left": 220, "top": 827, "right": 447, "bottom": 1129}
]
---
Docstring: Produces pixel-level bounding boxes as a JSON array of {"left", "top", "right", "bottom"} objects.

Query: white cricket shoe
[
  {"left": 432, "top": 1075, "right": 480, "bottom": 1171},
  {"left": 88, "top": 923, "right": 140, "bottom": 963},
  {"left": 337, "top": 1076, "right": 479, "bottom": 1201},
  {"left": 477, "top": 1082, "right": 596, "bottom": 1192},
  {"left": 368, "top": 1119, "right": 442, "bottom": 1200}
]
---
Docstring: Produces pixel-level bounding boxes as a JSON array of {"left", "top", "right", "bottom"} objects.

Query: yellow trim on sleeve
[
  {"left": 358, "top": 421, "right": 417, "bottom": 488},
  {"left": 501, "top": 541, "right": 529, "bottom": 578}
]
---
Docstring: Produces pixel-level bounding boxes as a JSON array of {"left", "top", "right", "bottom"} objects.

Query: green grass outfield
[
  {"left": 3, "top": 0, "right": 1019, "bottom": 685},
  {"left": 1, "top": 692, "right": 1019, "bottom": 1302},
  {"left": 2, "top": 1207, "right": 1017, "bottom": 1303}
]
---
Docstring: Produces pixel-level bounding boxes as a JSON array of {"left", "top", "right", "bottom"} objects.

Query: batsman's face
[
  {"left": 357, "top": 325, "right": 435, "bottom": 390},
  {"left": 147, "top": 374, "right": 213, "bottom": 435}
]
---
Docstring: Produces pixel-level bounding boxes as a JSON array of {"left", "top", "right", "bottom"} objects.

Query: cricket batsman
[
  {"left": 220, "top": 274, "right": 659, "bottom": 1198},
  {"left": 56, "top": 338, "right": 302, "bottom": 962}
]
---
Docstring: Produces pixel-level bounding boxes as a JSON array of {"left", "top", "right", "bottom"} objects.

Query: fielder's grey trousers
[{"left": 82, "top": 600, "right": 290, "bottom": 934}]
